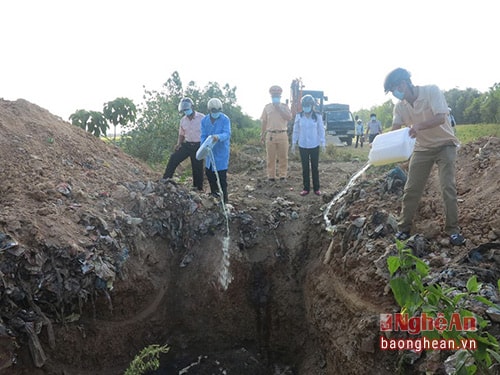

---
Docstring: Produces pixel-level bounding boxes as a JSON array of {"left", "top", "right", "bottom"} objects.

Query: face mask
[
  {"left": 272, "top": 97, "right": 280, "bottom": 104},
  {"left": 210, "top": 112, "right": 221, "bottom": 119},
  {"left": 184, "top": 109, "right": 193, "bottom": 116},
  {"left": 302, "top": 106, "right": 312, "bottom": 113},
  {"left": 370, "top": 116, "right": 376, "bottom": 121},
  {"left": 392, "top": 90, "right": 405, "bottom": 100}
]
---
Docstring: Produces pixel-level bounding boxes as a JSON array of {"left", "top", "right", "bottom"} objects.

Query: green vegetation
[
  {"left": 69, "top": 98, "right": 136, "bottom": 139},
  {"left": 124, "top": 344, "right": 170, "bottom": 375},
  {"left": 118, "top": 71, "right": 260, "bottom": 167},
  {"left": 455, "top": 124, "right": 500, "bottom": 144},
  {"left": 388, "top": 241, "right": 500, "bottom": 374}
]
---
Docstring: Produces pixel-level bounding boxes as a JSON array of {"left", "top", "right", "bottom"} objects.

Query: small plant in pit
[{"left": 124, "top": 344, "right": 170, "bottom": 375}]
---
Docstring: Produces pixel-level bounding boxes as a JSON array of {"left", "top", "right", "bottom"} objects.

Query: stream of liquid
[
  {"left": 208, "top": 150, "right": 232, "bottom": 290},
  {"left": 323, "top": 162, "right": 371, "bottom": 232}
]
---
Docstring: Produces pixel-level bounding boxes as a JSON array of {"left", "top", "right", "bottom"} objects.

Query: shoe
[
  {"left": 280, "top": 177, "right": 287, "bottom": 181},
  {"left": 268, "top": 178, "right": 276, "bottom": 182},
  {"left": 314, "top": 190, "right": 321, "bottom": 196},
  {"left": 450, "top": 233, "right": 466, "bottom": 246},
  {"left": 300, "top": 190, "right": 309, "bottom": 196},
  {"left": 395, "top": 231, "right": 411, "bottom": 241}
]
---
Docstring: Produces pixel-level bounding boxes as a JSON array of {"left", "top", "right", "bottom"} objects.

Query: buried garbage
[{"left": 0, "top": 98, "right": 499, "bottom": 374}]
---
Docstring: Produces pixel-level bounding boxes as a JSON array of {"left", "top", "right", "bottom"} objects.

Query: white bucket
[{"left": 368, "top": 128, "right": 416, "bottom": 166}]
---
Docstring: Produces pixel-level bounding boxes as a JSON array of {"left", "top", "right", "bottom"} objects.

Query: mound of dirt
[{"left": 0, "top": 98, "right": 499, "bottom": 375}]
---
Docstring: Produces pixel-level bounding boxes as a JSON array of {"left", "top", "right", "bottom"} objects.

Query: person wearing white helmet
[
  {"left": 384, "top": 67, "right": 465, "bottom": 246},
  {"left": 200, "top": 98, "right": 231, "bottom": 203},
  {"left": 162, "top": 97, "right": 205, "bottom": 190},
  {"left": 291, "top": 94, "right": 326, "bottom": 196},
  {"left": 354, "top": 115, "right": 364, "bottom": 148},
  {"left": 260, "top": 85, "right": 293, "bottom": 181}
]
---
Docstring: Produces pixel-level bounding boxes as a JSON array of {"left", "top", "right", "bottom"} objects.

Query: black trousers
[
  {"left": 206, "top": 168, "right": 228, "bottom": 203},
  {"left": 355, "top": 135, "right": 364, "bottom": 148},
  {"left": 163, "top": 142, "right": 204, "bottom": 190},
  {"left": 368, "top": 133, "right": 379, "bottom": 143},
  {"left": 299, "top": 146, "right": 320, "bottom": 192}
]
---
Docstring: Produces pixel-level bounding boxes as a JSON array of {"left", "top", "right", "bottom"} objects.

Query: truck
[
  {"left": 322, "top": 103, "right": 355, "bottom": 146},
  {"left": 288, "top": 78, "right": 354, "bottom": 146}
]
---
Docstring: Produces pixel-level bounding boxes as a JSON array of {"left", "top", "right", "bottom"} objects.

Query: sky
[{"left": 1, "top": 0, "right": 498, "bottom": 125}]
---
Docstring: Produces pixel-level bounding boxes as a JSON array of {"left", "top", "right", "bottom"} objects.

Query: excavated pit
[{"left": 1, "top": 99, "right": 499, "bottom": 375}]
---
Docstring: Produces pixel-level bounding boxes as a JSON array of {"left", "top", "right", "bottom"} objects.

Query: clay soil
[{"left": 0, "top": 99, "right": 499, "bottom": 375}]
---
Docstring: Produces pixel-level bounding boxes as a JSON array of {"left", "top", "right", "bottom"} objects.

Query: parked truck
[{"left": 323, "top": 103, "right": 355, "bottom": 146}]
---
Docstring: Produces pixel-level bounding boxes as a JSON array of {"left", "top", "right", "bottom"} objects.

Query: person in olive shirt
[
  {"left": 260, "top": 85, "right": 292, "bottom": 181},
  {"left": 384, "top": 67, "right": 465, "bottom": 246}
]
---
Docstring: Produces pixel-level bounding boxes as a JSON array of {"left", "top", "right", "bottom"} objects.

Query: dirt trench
[{"left": 6, "top": 194, "right": 396, "bottom": 375}]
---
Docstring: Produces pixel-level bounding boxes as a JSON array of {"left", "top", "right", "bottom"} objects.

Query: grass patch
[{"left": 456, "top": 124, "right": 499, "bottom": 144}]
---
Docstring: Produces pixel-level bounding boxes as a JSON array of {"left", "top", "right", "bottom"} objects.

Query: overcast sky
[{"left": 1, "top": 0, "right": 497, "bottom": 125}]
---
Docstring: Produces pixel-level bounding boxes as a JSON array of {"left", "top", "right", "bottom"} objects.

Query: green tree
[
  {"left": 480, "top": 83, "right": 500, "bottom": 124},
  {"left": 445, "top": 87, "right": 482, "bottom": 124},
  {"left": 69, "top": 109, "right": 90, "bottom": 131},
  {"left": 69, "top": 109, "right": 109, "bottom": 137},
  {"left": 120, "top": 72, "right": 184, "bottom": 164},
  {"left": 103, "top": 97, "right": 137, "bottom": 142},
  {"left": 120, "top": 71, "right": 259, "bottom": 165}
]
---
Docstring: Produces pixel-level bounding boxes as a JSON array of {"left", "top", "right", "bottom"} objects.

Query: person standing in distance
[
  {"left": 260, "top": 85, "right": 293, "bottom": 181},
  {"left": 291, "top": 94, "right": 326, "bottom": 196},
  {"left": 200, "top": 98, "right": 231, "bottom": 203},
  {"left": 354, "top": 115, "right": 364, "bottom": 148},
  {"left": 384, "top": 67, "right": 465, "bottom": 246},
  {"left": 163, "top": 97, "right": 205, "bottom": 191},
  {"left": 366, "top": 113, "right": 383, "bottom": 144}
]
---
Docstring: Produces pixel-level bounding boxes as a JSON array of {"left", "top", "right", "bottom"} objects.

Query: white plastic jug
[{"left": 368, "top": 128, "right": 416, "bottom": 166}]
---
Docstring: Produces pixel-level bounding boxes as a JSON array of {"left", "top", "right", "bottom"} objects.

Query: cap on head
[
  {"left": 207, "top": 98, "right": 223, "bottom": 111},
  {"left": 384, "top": 68, "right": 411, "bottom": 93},
  {"left": 178, "top": 97, "right": 194, "bottom": 112},
  {"left": 269, "top": 85, "right": 283, "bottom": 96},
  {"left": 301, "top": 94, "right": 315, "bottom": 107}
]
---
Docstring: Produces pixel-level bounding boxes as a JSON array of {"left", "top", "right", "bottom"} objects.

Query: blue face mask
[
  {"left": 210, "top": 112, "right": 221, "bottom": 119},
  {"left": 272, "top": 97, "right": 280, "bottom": 104},
  {"left": 302, "top": 106, "right": 312, "bottom": 113},
  {"left": 392, "top": 90, "right": 405, "bottom": 100},
  {"left": 370, "top": 116, "right": 376, "bottom": 121},
  {"left": 184, "top": 109, "right": 193, "bottom": 116}
]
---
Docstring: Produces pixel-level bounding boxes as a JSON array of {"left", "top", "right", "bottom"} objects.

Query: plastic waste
[
  {"left": 196, "top": 135, "right": 217, "bottom": 160},
  {"left": 368, "top": 128, "right": 416, "bottom": 166},
  {"left": 0, "top": 233, "right": 18, "bottom": 251}
]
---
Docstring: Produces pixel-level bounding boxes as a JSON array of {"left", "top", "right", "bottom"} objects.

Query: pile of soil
[{"left": 0, "top": 99, "right": 498, "bottom": 374}]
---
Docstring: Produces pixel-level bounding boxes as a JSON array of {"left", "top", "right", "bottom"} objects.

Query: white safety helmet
[
  {"left": 207, "top": 98, "right": 223, "bottom": 111},
  {"left": 178, "top": 97, "right": 193, "bottom": 112}
]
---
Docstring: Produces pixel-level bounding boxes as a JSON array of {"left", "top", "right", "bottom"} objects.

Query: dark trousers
[
  {"left": 206, "top": 168, "right": 228, "bottom": 203},
  {"left": 368, "top": 133, "right": 379, "bottom": 143},
  {"left": 299, "top": 146, "right": 320, "bottom": 192},
  {"left": 355, "top": 135, "right": 364, "bottom": 148},
  {"left": 163, "top": 142, "right": 204, "bottom": 190}
]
